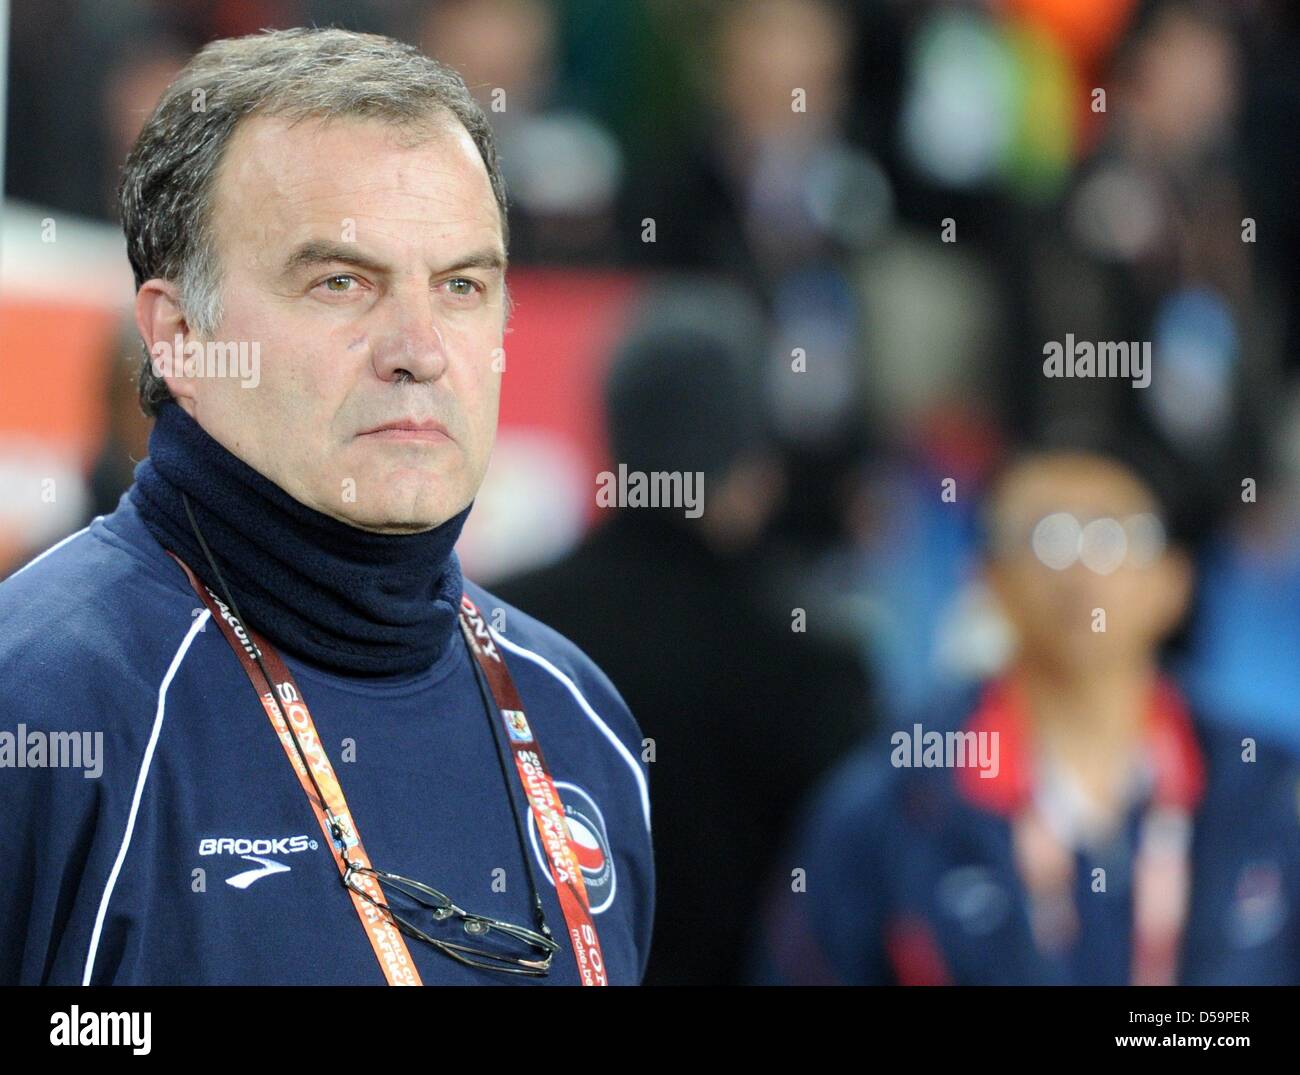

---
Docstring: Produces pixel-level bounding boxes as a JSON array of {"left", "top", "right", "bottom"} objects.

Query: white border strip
[
  {"left": 491, "top": 627, "right": 651, "bottom": 832},
  {"left": 82, "top": 609, "right": 211, "bottom": 985},
  {"left": 6, "top": 519, "right": 100, "bottom": 581}
]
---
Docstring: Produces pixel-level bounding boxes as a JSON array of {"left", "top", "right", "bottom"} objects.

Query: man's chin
[
  {"left": 330, "top": 461, "right": 470, "bottom": 532},
  {"left": 332, "top": 501, "right": 463, "bottom": 534}
]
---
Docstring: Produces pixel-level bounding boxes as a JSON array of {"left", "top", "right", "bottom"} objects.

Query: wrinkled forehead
[{"left": 208, "top": 111, "right": 502, "bottom": 255}]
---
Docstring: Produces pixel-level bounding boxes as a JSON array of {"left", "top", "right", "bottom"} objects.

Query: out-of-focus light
[
  {"left": 1028, "top": 512, "right": 1165, "bottom": 572},
  {"left": 1147, "top": 287, "right": 1239, "bottom": 449},
  {"left": 899, "top": 11, "right": 1014, "bottom": 188},
  {"left": 765, "top": 268, "right": 860, "bottom": 445},
  {"left": 1068, "top": 164, "right": 1164, "bottom": 261},
  {"left": 999, "top": 19, "right": 1077, "bottom": 200},
  {"left": 507, "top": 112, "right": 624, "bottom": 215},
  {"left": 0, "top": 440, "right": 90, "bottom": 564},
  {"left": 899, "top": 10, "right": 1078, "bottom": 197},
  {"left": 1005, "top": 0, "right": 1139, "bottom": 67},
  {"left": 805, "top": 145, "right": 894, "bottom": 250},
  {"left": 1079, "top": 516, "right": 1128, "bottom": 574},
  {"left": 458, "top": 428, "right": 589, "bottom": 581},
  {"left": 1032, "top": 511, "right": 1083, "bottom": 569},
  {"left": 1124, "top": 513, "right": 1166, "bottom": 568}
]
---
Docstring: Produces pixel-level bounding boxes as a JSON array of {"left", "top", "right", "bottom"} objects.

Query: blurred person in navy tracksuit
[{"left": 753, "top": 446, "right": 1300, "bottom": 984}]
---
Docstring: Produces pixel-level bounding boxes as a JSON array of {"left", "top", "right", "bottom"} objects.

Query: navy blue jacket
[
  {"left": 0, "top": 495, "right": 654, "bottom": 985},
  {"left": 754, "top": 690, "right": 1300, "bottom": 985}
]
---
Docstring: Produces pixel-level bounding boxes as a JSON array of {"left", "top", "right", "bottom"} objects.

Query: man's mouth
[{"left": 358, "top": 418, "right": 452, "bottom": 443}]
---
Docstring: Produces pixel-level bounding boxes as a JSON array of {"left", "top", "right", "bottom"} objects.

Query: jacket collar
[{"left": 955, "top": 674, "right": 1206, "bottom": 816}]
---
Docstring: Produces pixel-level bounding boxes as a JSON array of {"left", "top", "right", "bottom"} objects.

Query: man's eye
[
  {"left": 445, "top": 277, "right": 479, "bottom": 297},
  {"left": 320, "top": 274, "right": 358, "bottom": 293}
]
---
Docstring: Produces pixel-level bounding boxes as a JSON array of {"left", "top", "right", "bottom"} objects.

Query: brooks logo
[
  {"left": 197, "top": 834, "right": 317, "bottom": 889},
  {"left": 225, "top": 855, "right": 292, "bottom": 889}
]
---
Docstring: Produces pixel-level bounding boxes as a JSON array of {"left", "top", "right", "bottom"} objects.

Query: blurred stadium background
[{"left": 3, "top": 0, "right": 1299, "bottom": 984}]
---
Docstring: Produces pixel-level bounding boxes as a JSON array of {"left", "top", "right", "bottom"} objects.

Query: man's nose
[{"left": 369, "top": 287, "right": 450, "bottom": 384}]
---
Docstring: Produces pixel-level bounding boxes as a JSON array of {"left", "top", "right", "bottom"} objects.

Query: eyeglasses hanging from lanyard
[{"left": 172, "top": 491, "right": 607, "bottom": 984}]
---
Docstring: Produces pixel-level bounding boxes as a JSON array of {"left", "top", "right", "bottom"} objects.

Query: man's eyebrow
[
  {"left": 282, "top": 241, "right": 391, "bottom": 277},
  {"left": 435, "top": 249, "right": 508, "bottom": 275},
  {"left": 281, "top": 241, "right": 507, "bottom": 278}
]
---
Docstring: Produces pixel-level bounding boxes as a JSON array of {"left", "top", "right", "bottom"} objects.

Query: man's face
[
  {"left": 983, "top": 455, "right": 1192, "bottom": 678},
  {"left": 171, "top": 112, "right": 507, "bottom": 532}
]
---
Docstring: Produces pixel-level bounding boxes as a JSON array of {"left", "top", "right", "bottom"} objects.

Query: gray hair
[{"left": 119, "top": 27, "right": 509, "bottom": 416}]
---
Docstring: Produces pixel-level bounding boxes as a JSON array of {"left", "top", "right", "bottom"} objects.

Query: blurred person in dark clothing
[
  {"left": 622, "top": 0, "right": 891, "bottom": 282},
  {"left": 1020, "top": 0, "right": 1278, "bottom": 549},
  {"left": 619, "top": 0, "right": 885, "bottom": 600},
  {"left": 754, "top": 445, "right": 1300, "bottom": 984},
  {"left": 495, "top": 281, "right": 875, "bottom": 985},
  {"left": 419, "top": 0, "right": 626, "bottom": 265}
]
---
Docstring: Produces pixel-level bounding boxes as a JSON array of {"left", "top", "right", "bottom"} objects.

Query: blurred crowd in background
[{"left": 5, "top": 0, "right": 1300, "bottom": 984}]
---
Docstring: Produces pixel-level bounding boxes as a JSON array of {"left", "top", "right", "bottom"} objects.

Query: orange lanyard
[
  {"left": 458, "top": 595, "right": 608, "bottom": 985},
  {"left": 169, "top": 551, "right": 607, "bottom": 985}
]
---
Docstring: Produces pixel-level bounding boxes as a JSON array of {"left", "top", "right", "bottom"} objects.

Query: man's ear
[{"left": 135, "top": 279, "right": 198, "bottom": 411}]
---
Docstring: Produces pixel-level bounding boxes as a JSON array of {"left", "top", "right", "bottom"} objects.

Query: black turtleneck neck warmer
[{"left": 129, "top": 402, "right": 471, "bottom": 678}]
